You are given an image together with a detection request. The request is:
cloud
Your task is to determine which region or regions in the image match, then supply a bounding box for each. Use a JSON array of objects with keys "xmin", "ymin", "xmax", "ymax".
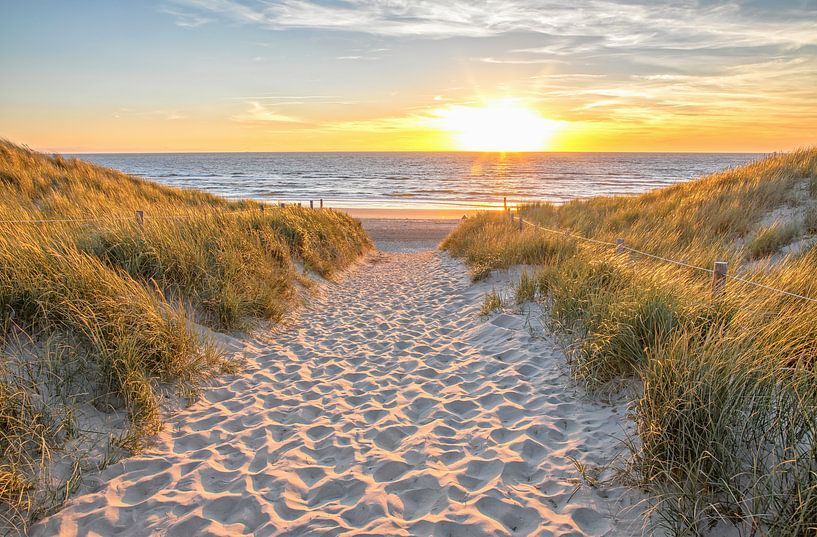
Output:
[
  {"xmin": 166, "ymin": 0, "xmax": 817, "ymax": 49},
  {"xmin": 159, "ymin": 6, "xmax": 212, "ymax": 27},
  {"xmin": 113, "ymin": 108, "xmax": 188, "ymax": 121},
  {"xmin": 159, "ymin": 0, "xmax": 817, "ymax": 145},
  {"xmin": 335, "ymin": 47, "xmax": 388, "ymax": 60},
  {"xmin": 232, "ymin": 101, "xmax": 303, "ymax": 123},
  {"xmin": 524, "ymin": 55, "xmax": 817, "ymax": 126},
  {"xmin": 478, "ymin": 57, "xmax": 566, "ymax": 65},
  {"xmin": 322, "ymin": 115, "xmax": 428, "ymax": 133}
]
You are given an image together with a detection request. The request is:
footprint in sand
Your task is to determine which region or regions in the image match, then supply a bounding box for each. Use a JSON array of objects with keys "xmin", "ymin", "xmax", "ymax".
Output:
[
  {"xmin": 32, "ymin": 251, "xmax": 645, "ymax": 537},
  {"xmin": 372, "ymin": 425, "xmax": 417, "ymax": 451},
  {"xmin": 476, "ymin": 496, "xmax": 542, "ymax": 536}
]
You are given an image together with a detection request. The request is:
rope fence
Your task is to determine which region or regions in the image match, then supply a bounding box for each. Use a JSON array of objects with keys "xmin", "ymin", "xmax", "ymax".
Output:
[
  {"xmin": 499, "ymin": 200, "xmax": 817, "ymax": 305},
  {"xmin": 2, "ymin": 193, "xmax": 815, "ymax": 305}
]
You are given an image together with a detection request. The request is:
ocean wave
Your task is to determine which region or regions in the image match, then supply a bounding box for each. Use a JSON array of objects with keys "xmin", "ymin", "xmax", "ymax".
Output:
[{"xmin": 85, "ymin": 152, "xmax": 760, "ymax": 210}]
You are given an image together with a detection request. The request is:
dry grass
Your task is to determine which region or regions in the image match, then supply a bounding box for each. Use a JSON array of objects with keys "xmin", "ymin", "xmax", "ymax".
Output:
[
  {"xmin": 480, "ymin": 290, "xmax": 503, "ymax": 316},
  {"xmin": 514, "ymin": 270, "xmax": 537, "ymax": 304},
  {"xmin": 0, "ymin": 140, "xmax": 372, "ymax": 532},
  {"xmin": 442, "ymin": 148, "xmax": 817, "ymax": 536},
  {"xmin": 747, "ymin": 220, "xmax": 799, "ymax": 259}
]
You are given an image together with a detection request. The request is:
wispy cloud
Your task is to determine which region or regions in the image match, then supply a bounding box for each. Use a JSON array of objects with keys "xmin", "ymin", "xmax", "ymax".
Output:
[
  {"xmin": 524, "ymin": 56, "xmax": 817, "ymax": 127},
  {"xmin": 159, "ymin": 6, "xmax": 212, "ymax": 27},
  {"xmin": 113, "ymin": 107, "xmax": 187, "ymax": 121},
  {"xmin": 225, "ymin": 95, "xmax": 357, "ymax": 106},
  {"xmin": 167, "ymin": 0, "xmax": 817, "ymax": 49},
  {"xmin": 336, "ymin": 47, "xmax": 389, "ymax": 61},
  {"xmin": 478, "ymin": 57, "xmax": 565, "ymax": 65},
  {"xmin": 232, "ymin": 101, "xmax": 303, "ymax": 123},
  {"xmin": 155, "ymin": 1, "xmax": 817, "ymax": 148}
]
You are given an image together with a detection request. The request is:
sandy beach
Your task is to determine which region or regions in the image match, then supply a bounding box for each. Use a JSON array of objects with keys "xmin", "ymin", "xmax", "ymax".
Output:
[
  {"xmin": 358, "ymin": 219, "xmax": 460, "ymax": 253},
  {"xmin": 32, "ymin": 218, "xmax": 643, "ymax": 537}
]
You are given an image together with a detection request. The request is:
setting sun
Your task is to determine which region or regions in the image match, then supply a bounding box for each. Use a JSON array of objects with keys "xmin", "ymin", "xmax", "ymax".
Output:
[{"xmin": 433, "ymin": 101, "xmax": 561, "ymax": 152}]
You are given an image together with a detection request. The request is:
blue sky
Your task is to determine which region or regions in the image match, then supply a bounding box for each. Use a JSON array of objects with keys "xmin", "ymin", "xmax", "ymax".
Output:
[{"xmin": 1, "ymin": 1, "xmax": 816, "ymax": 152}]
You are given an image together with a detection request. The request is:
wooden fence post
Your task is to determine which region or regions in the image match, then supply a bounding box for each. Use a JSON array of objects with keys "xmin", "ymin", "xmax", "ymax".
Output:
[
  {"xmin": 135, "ymin": 210, "xmax": 144, "ymax": 232},
  {"xmin": 503, "ymin": 197, "xmax": 507, "ymax": 211},
  {"xmin": 519, "ymin": 215, "xmax": 524, "ymax": 231},
  {"xmin": 712, "ymin": 261, "xmax": 728, "ymax": 300},
  {"xmin": 510, "ymin": 212, "xmax": 515, "ymax": 224},
  {"xmin": 320, "ymin": 198, "xmax": 323, "ymax": 209},
  {"xmin": 616, "ymin": 238, "xmax": 625, "ymax": 255},
  {"xmin": 310, "ymin": 200, "xmax": 314, "ymax": 209}
]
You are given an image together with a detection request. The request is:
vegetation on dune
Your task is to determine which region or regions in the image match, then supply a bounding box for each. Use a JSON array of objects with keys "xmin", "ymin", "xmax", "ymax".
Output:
[
  {"xmin": 0, "ymin": 140, "xmax": 371, "ymax": 532},
  {"xmin": 442, "ymin": 148, "xmax": 817, "ymax": 536},
  {"xmin": 480, "ymin": 289, "xmax": 503, "ymax": 316}
]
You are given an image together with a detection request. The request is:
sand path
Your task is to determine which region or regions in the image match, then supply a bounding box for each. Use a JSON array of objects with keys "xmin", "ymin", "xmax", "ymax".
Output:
[{"xmin": 33, "ymin": 251, "xmax": 642, "ymax": 537}]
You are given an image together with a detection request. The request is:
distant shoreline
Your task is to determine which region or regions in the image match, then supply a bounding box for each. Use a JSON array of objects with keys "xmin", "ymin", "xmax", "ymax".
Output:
[{"xmin": 342, "ymin": 207, "xmax": 479, "ymax": 219}]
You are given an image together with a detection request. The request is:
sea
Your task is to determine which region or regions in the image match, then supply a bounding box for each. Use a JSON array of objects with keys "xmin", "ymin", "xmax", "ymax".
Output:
[{"xmin": 72, "ymin": 152, "xmax": 763, "ymax": 210}]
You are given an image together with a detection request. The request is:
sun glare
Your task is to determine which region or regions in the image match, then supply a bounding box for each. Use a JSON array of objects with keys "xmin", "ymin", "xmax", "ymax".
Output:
[{"xmin": 434, "ymin": 101, "xmax": 561, "ymax": 152}]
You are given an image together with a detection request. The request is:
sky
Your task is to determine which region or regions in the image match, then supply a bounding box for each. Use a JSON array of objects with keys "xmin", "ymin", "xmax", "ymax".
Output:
[{"xmin": 1, "ymin": 0, "xmax": 816, "ymax": 153}]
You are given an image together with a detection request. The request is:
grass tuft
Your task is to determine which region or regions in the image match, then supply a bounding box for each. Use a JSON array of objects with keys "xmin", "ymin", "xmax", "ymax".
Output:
[
  {"xmin": 514, "ymin": 270, "xmax": 537, "ymax": 304},
  {"xmin": 480, "ymin": 290, "xmax": 503, "ymax": 316},
  {"xmin": 747, "ymin": 220, "xmax": 798, "ymax": 259}
]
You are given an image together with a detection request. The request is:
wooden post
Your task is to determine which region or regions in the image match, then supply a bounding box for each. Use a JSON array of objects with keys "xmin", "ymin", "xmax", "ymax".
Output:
[
  {"xmin": 712, "ymin": 261, "xmax": 728, "ymax": 300},
  {"xmin": 510, "ymin": 212, "xmax": 515, "ymax": 224},
  {"xmin": 135, "ymin": 210, "xmax": 144, "ymax": 232},
  {"xmin": 310, "ymin": 200, "xmax": 314, "ymax": 209},
  {"xmin": 280, "ymin": 202, "xmax": 285, "ymax": 208},
  {"xmin": 518, "ymin": 215, "xmax": 524, "ymax": 231},
  {"xmin": 320, "ymin": 198, "xmax": 323, "ymax": 209},
  {"xmin": 503, "ymin": 196, "xmax": 507, "ymax": 211},
  {"xmin": 616, "ymin": 238, "xmax": 625, "ymax": 255},
  {"xmin": 260, "ymin": 204, "xmax": 265, "ymax": 213}
]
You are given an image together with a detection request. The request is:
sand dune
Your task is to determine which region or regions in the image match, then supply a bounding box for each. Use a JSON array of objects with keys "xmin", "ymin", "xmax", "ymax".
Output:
[{"xmin": 32, "ymin": 250, "xmax": 644, "ymax": 537}]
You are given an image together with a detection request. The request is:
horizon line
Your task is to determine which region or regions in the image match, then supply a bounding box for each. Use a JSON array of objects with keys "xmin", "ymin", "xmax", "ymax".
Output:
[{"xmin": 63, "ymin": 149, "xmax": 773, "ymax": 156}]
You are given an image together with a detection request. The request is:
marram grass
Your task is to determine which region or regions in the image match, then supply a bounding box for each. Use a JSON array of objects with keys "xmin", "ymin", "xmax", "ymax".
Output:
[
  {"xmin": 442, "ymin": 148, "xmax": 817, "ymax": 536},
  {"xmin": 0, "ymin": 140, "xmax": 372, "ymax": 532}
]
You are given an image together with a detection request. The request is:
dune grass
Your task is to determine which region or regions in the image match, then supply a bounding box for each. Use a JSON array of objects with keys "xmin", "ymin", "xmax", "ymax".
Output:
[
  {"xmin": 442, "ymin": 149, "xmax": 817, "ymax": 536},
  {"xmin": 480, "ymin": 290, "xmax": 503, "ymax": 316},
  {"xmin": 0, "ymin": 140, "xmax": 372, "ymax": 532}
]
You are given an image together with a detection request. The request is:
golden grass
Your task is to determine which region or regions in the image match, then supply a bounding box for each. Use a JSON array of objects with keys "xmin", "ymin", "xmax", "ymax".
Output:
[
  {"xmin": 480, "ymin": 290, "xmax": 503, "ymax": 316},
  {"xmin": 0, "ymin": 140, "xmax": 372, "ymax": 531},
  {"xmin": 442, "ymin": 149, "xmax": 817, "ymax": 536}
]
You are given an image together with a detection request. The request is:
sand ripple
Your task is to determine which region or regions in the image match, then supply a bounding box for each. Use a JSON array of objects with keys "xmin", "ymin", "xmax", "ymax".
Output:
[{"xmin": 33, "ymin": 252, "xmax": 644, "ymax": 537}]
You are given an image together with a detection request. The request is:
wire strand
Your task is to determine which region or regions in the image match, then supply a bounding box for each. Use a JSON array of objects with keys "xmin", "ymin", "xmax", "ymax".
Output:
[
  {"xmin": 726, "ymin": 275, "xmax": 817, "ymax": 304},
  {"xmin": 620, "ymin": 246, "xmax": 714, "ymax": 274},
  {"xmin": 0, "ymin": 206, "xmax": 266, "ymax": 224},
  {"xmin": 3, "ymin": 204, "xmax": 816, "ymax": 305},
  {"xmin": 518, "ymin": 214, "xmax": 817, "ymax": 304}
]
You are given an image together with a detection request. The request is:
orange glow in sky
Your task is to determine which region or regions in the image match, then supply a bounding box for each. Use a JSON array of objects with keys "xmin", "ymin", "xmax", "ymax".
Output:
[
  {"xmin": 1, "ymin": 2, "xmax": 815, "ymax": 153},
  {"xmin": 432, "ymin": 101, "xmax": 563, "ymax": 152}
]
